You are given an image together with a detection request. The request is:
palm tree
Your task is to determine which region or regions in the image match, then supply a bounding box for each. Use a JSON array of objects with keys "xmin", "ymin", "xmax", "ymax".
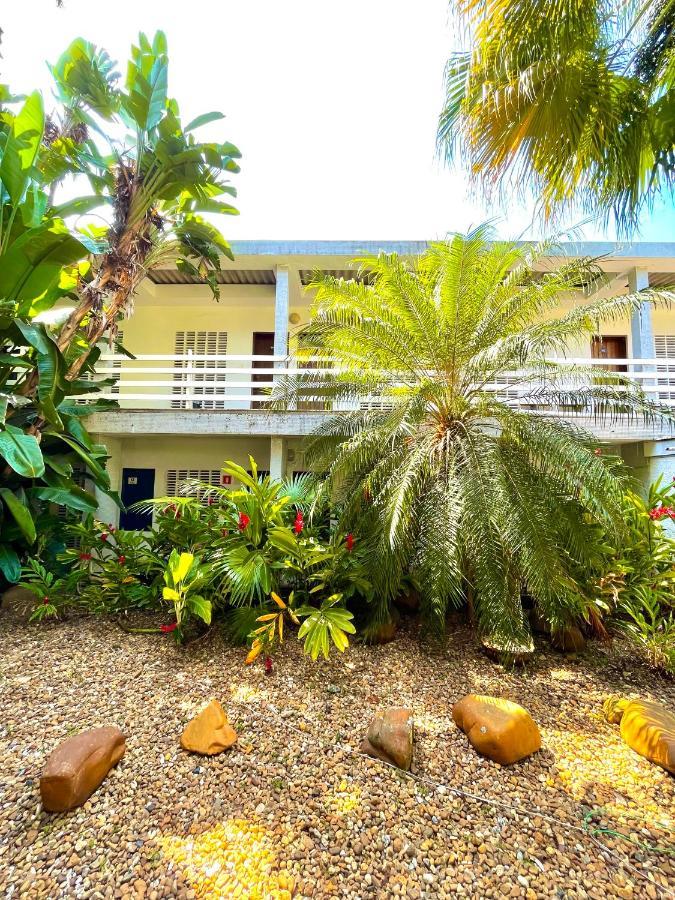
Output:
[
  {"xmin": 438, "ymin": 0, "xmax": 675, "ymax": 234},
  {"xmin": 275, "ymin": 227, "xmax": 674, "ymax": 644}
]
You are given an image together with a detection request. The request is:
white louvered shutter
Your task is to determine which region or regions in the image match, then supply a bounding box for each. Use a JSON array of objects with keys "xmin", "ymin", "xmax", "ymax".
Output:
[
  {"xmin": 654, "ymin": 335, "xmax": 675, "ymax": 402},
  {"xmin": 166, "ymin": 469, "xmax": 223, "ymax": 503},
  {"xmin": 172, "ymin": 331, "xmax": 228, "ymax": 409}
]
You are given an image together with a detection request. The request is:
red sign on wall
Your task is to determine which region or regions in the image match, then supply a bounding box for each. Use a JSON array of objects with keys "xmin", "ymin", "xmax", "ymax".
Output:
[{"xmin": 222, "ymin": 474, "xmax": 232, "ymax": 485}]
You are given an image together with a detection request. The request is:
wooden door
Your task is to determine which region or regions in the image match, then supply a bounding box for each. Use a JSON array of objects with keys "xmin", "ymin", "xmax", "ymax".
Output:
[
  {"xmin": 591, "ymin": 335, "xmax": 627, "ymax": 372},
  {"xmin": 252, "ymin": 331, "xmax": 275, "ymax": 408}
]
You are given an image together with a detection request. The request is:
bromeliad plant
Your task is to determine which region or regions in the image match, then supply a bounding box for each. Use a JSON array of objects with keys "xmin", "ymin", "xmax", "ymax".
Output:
[{"xmin": 274, "ymin": 226, "xmax": 674, "ymax": 646}]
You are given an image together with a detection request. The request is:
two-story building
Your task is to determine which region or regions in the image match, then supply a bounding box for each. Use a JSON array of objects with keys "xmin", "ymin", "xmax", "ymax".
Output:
[{"xmin": 84, "ymin": 240, "xmax": 675, "ymax": 528}]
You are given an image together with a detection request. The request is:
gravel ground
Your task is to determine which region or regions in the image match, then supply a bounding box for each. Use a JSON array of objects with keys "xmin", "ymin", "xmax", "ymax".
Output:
[{"xmin": 1, "ymin": 606, "xmax": 674, "ymax": 900}]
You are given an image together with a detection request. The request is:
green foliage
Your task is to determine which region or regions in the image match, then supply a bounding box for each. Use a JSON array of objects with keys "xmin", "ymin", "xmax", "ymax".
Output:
[
  {"xmin": 162, "ymin": 549, "xmax": 212, "ymax": 641},
  {"xmin": 273, "ymin": 227, "xmax": 673, "ymax": 645},
  {"xmin": 595, "ymin": 475, "xmax": 675, "ymax": 673},
  {"xmin": 438, "ymin": 0, "xmax": 675, "ymax": 233},
  {"xmin": 0, "ymin": 29, "xmax": 241, "ymax": 590},
  {"xmin": 20, "ymin": 557, "xmax": 88, "ymax": 622}
]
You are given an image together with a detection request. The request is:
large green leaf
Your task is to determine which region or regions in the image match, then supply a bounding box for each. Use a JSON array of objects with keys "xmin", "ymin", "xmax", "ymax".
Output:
[
  {"xmin": 188, "ymin": 594, "xmax": 212, "ymax": 625},
  {"xmin": 47, "ymin": 431, "xmax": 109, "ymax": 488},
  {"xmin": 0, "ymin": 91, "xmax": 44, "ymax": 204},
  {"xmin": 0, "ymin": 223, "xmax": 87, "ymax": 308},
  {"xmin": 0, "ymin": 487, "xmax": 36, "ymax": 543},
  {"xmin": 185, "ymin": 111, "xmax": 225, "ymax": 132},
  {"xmin": 0, "ymin": 544, "xmax": 21, "ymax": 583},
  {"xmin": 29, "ymin": 485, "xmax": 98, "ymax": 512},
  {"xmin": 0, "ymin": 426, "xmax": 44, "ymax": 477}
]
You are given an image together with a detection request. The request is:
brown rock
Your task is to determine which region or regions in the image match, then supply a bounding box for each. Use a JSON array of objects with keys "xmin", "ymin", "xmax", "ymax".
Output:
[
  {"xmin": 180, "ymin": 700, "xmax": 237, "ymax": 755},
  {"xmin": 361, "ymin": 707, "xmax": 413, "ymax": 770},
  {"xmin": 604, "ymin": 697, "xmax": 675, "ymax": 775},
  {"xmin": 452, "ymin": 694, "xmax": 541, "ymax": 765},
  {"xmin": 1, "ymin": 585, "xmax": 37, "ymax": 617},
  {"xmin": 40, "ymin": 726, "xmax": 125, "ymax": 812},
  {"xmin": 551, "ymin": 625, "xmax": 585, "ymax": 652}
]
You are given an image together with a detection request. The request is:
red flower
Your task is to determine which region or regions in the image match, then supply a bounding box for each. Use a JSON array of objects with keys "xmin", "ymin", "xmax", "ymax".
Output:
[
  {"xmin": 594, "ymin": 448, "xmax": 602, "ymax": 456},
  {"xmin": 346, "ymin": 533, "xmax": 354, "ymax": 552},
  {"xmin": 100, "ymin": 532, "xmax": 109, "ymax": 542},
  {"xmin": 264, "ymin": 655, "xmax": 273, "ymax": 675},
  {"xmin": 238, "ymin": 512, "xmax": 250, "ymax": 532},
  {"xmin": 108, "ymin": 525, "xmax": 116, "ymax": 533},
  {"xmin": 160, "ymin": 623, "xmax": 178, "ymax": 633},
  {"xmin": 207, "ymin": 497, "xmax": 215, "ymax": 506},
  {"xmin": 43, "ymin": 596, "xmax": 49, "ymax": 605},
  {"xmin": 293, "ymin": 510, "xmax": 304, "ymax": 535},
  {"xmin": 118, "ymin": 555, "xmax": 126, "ymax": 565},
  {"xmin": 79, "ymin": 552, "xmax": 92, "ymax": 562}
]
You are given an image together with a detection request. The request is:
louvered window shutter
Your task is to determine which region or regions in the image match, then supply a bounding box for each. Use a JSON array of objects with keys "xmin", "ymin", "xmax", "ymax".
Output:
[
  {"xmin": 172, "ymin": 331, "xmax": 228, "ymax": 409},
  {"xmin": 654, "ymin": 335, "xmax": 675, "ymax": 402},
  {"xmin": 166, "ymin": 469, "xmax": 223, "ymax": 503}
]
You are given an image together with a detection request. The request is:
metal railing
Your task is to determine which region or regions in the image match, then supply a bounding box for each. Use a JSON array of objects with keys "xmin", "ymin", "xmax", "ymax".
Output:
[{"xmin": 90, "ymin": 353, "xmax": 675, "ymax": 416}]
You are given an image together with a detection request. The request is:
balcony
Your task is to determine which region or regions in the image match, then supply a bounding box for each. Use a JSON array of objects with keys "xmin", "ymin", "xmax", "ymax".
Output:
[{"xmin": 85, "ymin": 354, "xmax": 675, "ymax": 442}]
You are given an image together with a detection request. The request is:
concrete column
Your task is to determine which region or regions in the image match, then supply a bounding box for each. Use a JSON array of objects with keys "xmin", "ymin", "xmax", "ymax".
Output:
[
  {"xmin": 629, "ymin": 267, "xmax": 655, "ymax": 360},
  {"xmin": 274, "ymin": 265, "xmax": 290, "ymax": 364},
  {"xmin": 269, "ymin": 437, "xmax": 287, "ymax": 482},
  {"xmin": 93, "ymin": 435, "xmax": 122, "ymax": 527}
]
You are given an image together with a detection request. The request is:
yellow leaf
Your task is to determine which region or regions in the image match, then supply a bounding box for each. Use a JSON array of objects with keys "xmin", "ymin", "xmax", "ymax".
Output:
[
  {"xmin": 278, "ymin": 613, "xmax": 284, "ymax": 643},
  {"xmin": 271, "ymin": 592, "xmax": 286, "ymax": 609},
  {"xmin": 256, "ymin": 613, "xmax": 278, "ymax": 622},
  {"xmin": 288, "ymin": 610, "xmax": 300, "ymax": 625},
  {"xmin": 246, "ymin": 644, "xmax": 263, "ymax": 665}
]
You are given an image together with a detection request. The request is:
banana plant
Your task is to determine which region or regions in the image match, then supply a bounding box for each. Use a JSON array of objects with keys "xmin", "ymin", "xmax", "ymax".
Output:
[
  {"xmin": 0, "ymin": 92, "xmax": 117, "ymax": 585},
  {"xmin": 42, "ymin": 31, "xmax": 241, "ymax": 379}
]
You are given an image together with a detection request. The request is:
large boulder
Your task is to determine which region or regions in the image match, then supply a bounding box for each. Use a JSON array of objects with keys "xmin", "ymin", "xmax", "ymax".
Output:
[
  {"xmin": 180, "ymin": 700, "xmax": 237, "ymax": 755},
  {"xmin": 361, "ymin": 708, "xmax": 413, "ymax": 770},
  {"xmin": 603, "ymin": 697, "xmax": 675, "ymax": 775},
  {"xmin": 452, "ymin": 694, "xmax": 541, "ymax": 765},
  {"xmin": 551, "ymin": 625, "xmax": 586, "ymax": 652},
  {"xmin": 40, "ymin": 726, "xmax": 125, "ymax": 812}
]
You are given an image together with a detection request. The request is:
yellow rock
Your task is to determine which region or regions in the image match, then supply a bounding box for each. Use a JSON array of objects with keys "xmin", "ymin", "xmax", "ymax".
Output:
[
  {"xmin": 604, "ymin": 697, "xmax": 675, "ymax": 775},
  {"xmin": 180, "ymin": 700, "xmax": 237, "ymax": 756},
  {"xmin": 452, "ymin": 694, "xmax": 541, "ymax": 765}
]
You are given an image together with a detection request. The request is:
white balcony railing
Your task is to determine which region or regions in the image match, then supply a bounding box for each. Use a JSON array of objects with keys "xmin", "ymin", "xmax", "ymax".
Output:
[{"xmin": 90, "ymin": 354, "xmax": 675, "ymax": 416}]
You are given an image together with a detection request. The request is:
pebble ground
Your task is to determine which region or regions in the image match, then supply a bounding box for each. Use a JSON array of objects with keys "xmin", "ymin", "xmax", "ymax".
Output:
[{"xmin": 1, "ymin": 606, "xmax": 674, "ymax": 899}]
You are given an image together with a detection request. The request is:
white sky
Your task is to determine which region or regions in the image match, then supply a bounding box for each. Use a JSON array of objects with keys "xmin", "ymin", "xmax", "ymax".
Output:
[{"xmin": 1, "ymin": 0, "xmax": 672, "ymax": 242}]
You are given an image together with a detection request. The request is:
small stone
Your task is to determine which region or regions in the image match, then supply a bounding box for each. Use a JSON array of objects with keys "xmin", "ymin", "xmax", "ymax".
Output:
[
  {"xmin": 180, "ymin": 700, "xmax": 237, "ymax": 756},
  {"xmin": 360, "ymin": 708, "xmax": 413, "ymax": 770}
]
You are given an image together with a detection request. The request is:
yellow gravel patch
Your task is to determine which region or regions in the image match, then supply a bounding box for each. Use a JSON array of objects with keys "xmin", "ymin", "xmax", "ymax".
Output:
[{"xmin": 158, "ymin": 819, "xmax": 293, "ymax": 899}]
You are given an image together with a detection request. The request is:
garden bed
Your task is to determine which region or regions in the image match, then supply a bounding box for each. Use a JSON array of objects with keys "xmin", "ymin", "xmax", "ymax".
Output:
[{"xmin": 1, "ymin": 609, "xmax": 673, "ymax": 899}]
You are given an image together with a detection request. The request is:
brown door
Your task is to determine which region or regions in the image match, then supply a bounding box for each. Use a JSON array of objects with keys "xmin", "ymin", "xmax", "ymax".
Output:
[
  {"xmin": 252, "ymin": 332, "xmax": 275, "ymax": 408},
  {"xmin": 591, "ymin": 335, "xmax": 627, "ymax": 372}
]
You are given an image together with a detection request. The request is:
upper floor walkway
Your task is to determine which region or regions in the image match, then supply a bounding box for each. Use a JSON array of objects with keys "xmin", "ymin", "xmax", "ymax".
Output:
[{"xmin": 85, "ymin": 240, "xmax": 675, "ymax": 443}]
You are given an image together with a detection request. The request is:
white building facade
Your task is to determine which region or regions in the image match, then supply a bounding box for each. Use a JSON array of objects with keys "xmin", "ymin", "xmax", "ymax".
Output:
[{"xmin": 84, "ymin": 240, "xmax": 675, "ymax": 528}]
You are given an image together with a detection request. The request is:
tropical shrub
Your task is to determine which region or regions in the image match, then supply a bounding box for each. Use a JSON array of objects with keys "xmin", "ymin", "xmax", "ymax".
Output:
[
  {"xmin": 161, "ymin": 550, "xmax": 212, "ymax": 642},
  {"xmin": 0, "ymin": 31, "xmax": 240, "ymax": 589},
  {"xmin": 24, "ymin": 459, "xmax": 367, "ymax": 658},
  {"xmin": 274, "ymin": 227, "xmax": 673, "ymax": 647}
]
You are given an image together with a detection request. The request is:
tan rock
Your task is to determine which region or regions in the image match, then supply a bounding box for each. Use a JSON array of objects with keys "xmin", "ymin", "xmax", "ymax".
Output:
[
  {"xmin": 361, "ymin": 707, "xmax": 413, "ymax": 770},
  {"xmin": 180, "ymin": 700, "xmax": 237, "ymax": 755},
  {"xmin": 603, "ymin": 697, "xmax": 675, "ymax": 775},
  {"xmin": 452, "ymin": 694, "xmax": 541, "ymax": 765},
  {"xmin": 551, "ymin": 625, "xmax": 586, "ymax": 652},
  {"xmin": 40, "ymin": 726, "xmax": 125, "ymax": 812}
]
